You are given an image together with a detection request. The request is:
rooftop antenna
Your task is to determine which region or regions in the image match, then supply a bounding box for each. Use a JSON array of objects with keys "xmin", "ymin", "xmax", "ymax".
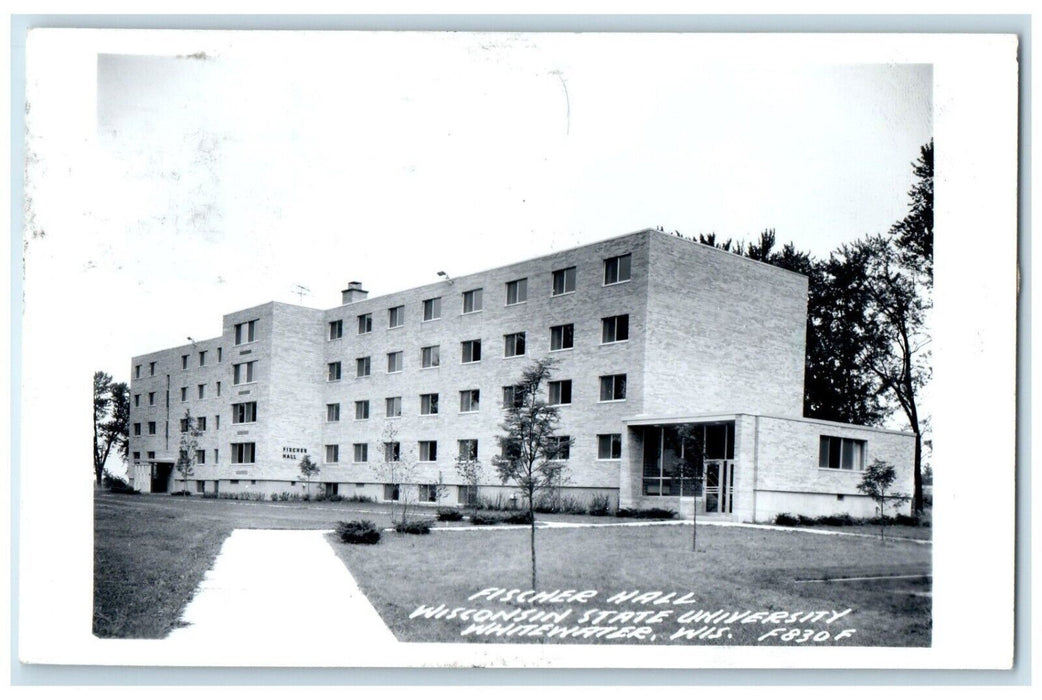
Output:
[{"xmin": 292, "ymin": 284, "xmax": 311, "ymax": 304}]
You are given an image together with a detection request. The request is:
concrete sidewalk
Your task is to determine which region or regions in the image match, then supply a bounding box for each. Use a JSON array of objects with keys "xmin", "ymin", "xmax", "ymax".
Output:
[{"xmin": 166, "ymin": 529, "xmax": 395, "ymax": 647}]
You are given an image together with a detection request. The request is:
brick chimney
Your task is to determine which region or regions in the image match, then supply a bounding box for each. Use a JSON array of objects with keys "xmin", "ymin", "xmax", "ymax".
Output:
[{"xmin": 341, "ymin": 281, "xmax": 368, "ymax": 305}]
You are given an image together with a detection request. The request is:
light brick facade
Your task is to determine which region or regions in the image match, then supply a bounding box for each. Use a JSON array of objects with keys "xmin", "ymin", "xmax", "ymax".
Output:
[{"xmin": 128, "ymin": 228, "xmax": 915, "ymax": 521}]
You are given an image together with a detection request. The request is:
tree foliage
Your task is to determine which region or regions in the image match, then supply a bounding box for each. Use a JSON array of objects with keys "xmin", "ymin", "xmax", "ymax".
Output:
[
  {"xmin": 175, "ymin": 409, "xmax": 203, "ymax": 493},
  {"xmin": 299, "ymin": 454, "xmax": 320, "ymax": 499},
  {"xmin": 857, "ymin": 459, "xmax": 912, "ymax": 541},
  {"xmin": 889, "ymin": 140, "xmax": 933, "ymax": 279},
  {"xmin": 375, "ymin": 421, "xmax": 419, "ymax": 524},
  {"xmin": 93, "ymin": 371, "xmax": 130, "ymax": 484},
  {"xmin": 491, "ymin": 357, "xmax": 571, "ymax": 588}
]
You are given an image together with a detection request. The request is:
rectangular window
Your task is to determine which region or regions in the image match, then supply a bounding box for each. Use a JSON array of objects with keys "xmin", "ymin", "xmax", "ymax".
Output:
[
  {"xmin": 458, "ymin": 439, "xmax": 478, "ymax": 461},
  {"xmin": 198, "ymin": 384, "xmax": 205, "ymax": 399},
  {"xmin": 234, "ymin": 361, "xmax": 256, "ymax": 385},
  {"xmin": 133, "ymin": 423, "xmax": 141, "ymax": 436},
  {"xmin": 147, "ymin": 421, "xmax": 157, "ymax": 436},
  {"xmin": 598, "ymin": 433, "xmax": 622, "ymax": 459},
  {"xmin": 421, "ymin": 345, "xmax": 440, "ymax": 368},
  {"xmin": 603, "ymin": 253, "xmax": 632, "ymax": 285},
  {"xmin": 217, "ymin": 347, "xmax": 222, "ymax": 362},
  {"xmin": 325, "ymin": 444, "xmax": 340, "ymax": 464},
  {"xmin": 196, "ymin": 449, "xmax": 206, "ymax": 465},
  {"xmin": 355, "ymin": 400, "xmax": 370, "ymax": 420},
  {"xmin": 328, "ymin": 361, "xmax": 342, "ymax": 381},
  {"xmin": 216, "ymin": 381, "xmax": 221, "ymax": 397},
  {"xmin": 214, "ymin": 448, "xmax": 219, "ymax": 463},
  {"xmin": 506, "ymin": 278, "xmax": 528, "ymax": 305},
  {"xmin": 387, "ymin": 351, "xmax": 403, "ymax": 373},
  {"xmin": 504, "ymin": 332, "xmax": 526, "ymax": 357},
  {"xmin": 818, "ymin": 436, "xmax": 867, "ymax": 471},
  {"xmin": 232, "ymin": 401, "xmax": 257, "ymax": 424},
  {"xmin": 199, "ymin": 350, "xmax": 206, "ymax": 366},
  {"xmin": 502, "ymin": 384, "xmax": 524, "ymax": 408},
  {"xmin": 420, "ymin": 393, "xmax": 439, "ymax": 415},
  {"xmin": 550, "ymin": 436, "xmax": 571, "ymax": 460},
  {"xmin": 385, "ymin": 396, "xmax": 402, "ymax": 417},
  {"xmin": 148, "ymin": 391, "xmax": 155, "ymax": 406},
  {"xmin": 149, "ymin": 361, "xmax": 156, "ymax": 376},
  {"xmin": 384, "ymin": 483, "xmax": 400, "ymax": 501},
  {"xmin": 180, "ymin": 387, "xmax": 187, "ymax": 401},
  {"xmin": 384, "ymin": 442, "xmax": 401, "ymax": 462},
  {"xmin": 216, "ymin": 415, "xmax": 220, "ymax": 429},
  {"xmin": 329, "ymin": 319, "xmax": 343, "ymax": 340},
  {"xmin": 134, "ymin": 364, "xmax": 141, "ymax": 378},
  {"xmin": 179, "ymin": 417, "xmax": 189, "ymax": 433},
  {"xmin": 147, "ymin": 451, "xmax": 155, "ymax": 460},
  {"xmin": 134, "ymin": 394, "xmax": 140, "ymax": 407},
  {"xmin": 550, "ymin": 323, "xmax": 574, "ymax": 351},
  {"xmin": 552, "ymin": 266, "xmax": 576, "ymax": 295},
  {"xmin": 132, "ymin": 451, "xmax": 140, "ymax": 461},
  {"xmin": 356, "ymin": 356, "xmax": 371, "ymax": 377},
  {"xmin": 602, "ymin": 314, "xmax": 630, "ymax": 343},
  {"xmin": 358, "ymin": 313, "xmax": 372, "ymax": 334},
  {"xmin": 418, "ymin": 484, "xmax": 439, "ymax": 503},
  {"xmin": 459, "ymin": 389, "xmax": 480, "ymax": 413},
  {"xmin": 388, "ymin": 305, "xmax": 405, "ymax": 328},
  {"xmin": 197, "ymin": 416, "xmax": 207, "ymax": 431},
  {"xmin": 548, "ymin": 379, "xmax": 572, "ymax": 405},
  {"xmin": 231, "ymin": 442, "xmax": 256, "ymax": 464},
  {"xmin": 234, "ymin": 319, "xmax": 257, "ymax": 345},
  {"xmin": 181, "ymin": 354, "xmax": 189, "ymax": 370},
  {"xmin": 353, "ymin": 443, "xmax": 368, "ymax": 463},
  {"xmin": 599, "ymin": 374, "xmax": 627, "ymax": 401},
  {"xmin": 422, "ymin": 297, "xmax": 442, "ymax": 321},
  {"xmin": 458, "ymin": 485, "xmax": 478, "ymax": 506},
  {"xmin": 327, "ymin": 403, "xmax": 341, "ymax": 422},
  {"xmin": 462, "ymin": 288, "xmax": 483, "ymax": 313},
  {"xmin": 461, "ymin": 339, "xmax": 482, "ymax": 363},
  {"xmin": 419, "ymin": 440, "xmax": 438, "ymax": 462}
]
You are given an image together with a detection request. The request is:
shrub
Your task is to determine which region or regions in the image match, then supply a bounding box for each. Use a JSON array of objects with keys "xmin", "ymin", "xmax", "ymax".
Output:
[
  {"xmin": 502, "ymin": 511, "xmax": 534, "ymax": 525},
  {"xmin": 169, "ymin": 490, "xmax": 193, "ymax": 497},
  {"xmin": 436, "ymin": 507, "xmax": 464, "ymax": 522},
  {"xmin": 337, "ymin": 520, "xmax": 381, "ymax": 545},
  {"xmin": 394, "ymin": 519, "xmax": 433, "ymax": 535},
  {"xmin": 774, "ymin": 513, "xmax": 799, "ymax": 526},
  {"xmin": 797, "ymin": 514, "xmax": 820, "ymax": 526},
  {"xmin": 616, "ymin": 507, "xmax": 676, "ymax": 520},
  {"xmin": 469, "ymin": 512, "xmax": 504, "ymax": 526},
  {"xmin": 894, "ymin": 513, "xmax": 923, "ymax": 527},
  {"xmin": 103, "ymin": 473, "xmax": 139, "ymax": 495},
  {"xmin": 587, "ymin": 494, "xmax": 612, "ymax": 517},
  {"xmin": 327, "ymin": 494, "xmax": 344, "ymax": 503},
  {"xmin": 344, "ymin": 494, "xmax": 374, "ymax": 503},
  {"xmin": 819, "ymin": 513, "xmax": 858, "ymax": 526}
]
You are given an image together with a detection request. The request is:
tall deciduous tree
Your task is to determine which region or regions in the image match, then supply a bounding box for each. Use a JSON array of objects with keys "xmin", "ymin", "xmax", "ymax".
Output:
[
  {"xmin": 93, "ymin": 371, "xmax": 130, "ymax": 484},
  {"xmin": 860, "ymin": 234, "xmax": 931, "ymax": 513},
  {"xmin": 492, "ymin": 357, "xmax": 571, "ymax": 589}
]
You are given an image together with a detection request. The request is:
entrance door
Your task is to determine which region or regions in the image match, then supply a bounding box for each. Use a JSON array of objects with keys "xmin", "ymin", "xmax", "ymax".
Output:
[
  {"xmin": 703, "ymin": 460, "xmax": 734, "ymax": 514},
  {"xmin": 150, "ymin": 463, "xmax": 173, "ymax": 493}
]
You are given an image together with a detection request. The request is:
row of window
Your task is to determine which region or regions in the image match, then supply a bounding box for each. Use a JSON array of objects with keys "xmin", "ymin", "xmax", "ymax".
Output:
[
  {"xmin": 134, "ymin": 319, "xmax": 260, "ymax": 378},
  {"xmin": 328, "ymin": 254, "xmax": 633, "ymax": 340},
  {"xmin": 133, "ymin": 401, "xmax": 258, "ymax": 437},
  {"xmin": 324, "ymin": 375, "xmax": 626, "ymax": 423},
  {"xmin": 327, "ymin": 316, "xmax": 629, "ymax": 382},
  {"xmin": 323, "ymin": 434, "xmax": 622, "ymax": 465}
]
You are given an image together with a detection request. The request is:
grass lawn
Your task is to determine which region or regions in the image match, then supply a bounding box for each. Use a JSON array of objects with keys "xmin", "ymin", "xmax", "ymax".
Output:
[
  {"xmin": 95, "ymin": 492, "xmax": 931, "ymax": 646},
  {"xmin": 93, "ymin": 491, "xmax": 400, "ymax": 638},
  {"xmin": 331, "ymin": 523, "xmax": 932, "ymax": 646}
]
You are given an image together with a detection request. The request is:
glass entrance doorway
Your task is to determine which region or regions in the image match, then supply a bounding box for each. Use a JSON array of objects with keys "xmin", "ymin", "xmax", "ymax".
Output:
[{"xmin": 704, "ymin": 460, "xmax": 734, "ymax": 514}]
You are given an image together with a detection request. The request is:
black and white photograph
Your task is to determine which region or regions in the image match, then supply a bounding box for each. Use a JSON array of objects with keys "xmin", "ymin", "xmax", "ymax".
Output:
[{"xmin": 14, "ymin": 24, "xmax": 1019, "ymax": 673}]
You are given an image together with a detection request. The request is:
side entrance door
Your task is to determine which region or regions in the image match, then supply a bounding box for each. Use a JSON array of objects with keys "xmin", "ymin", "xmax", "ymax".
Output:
[{"xmin": 703, "ymin": 460, "xmax": 734, "ymax": 514}]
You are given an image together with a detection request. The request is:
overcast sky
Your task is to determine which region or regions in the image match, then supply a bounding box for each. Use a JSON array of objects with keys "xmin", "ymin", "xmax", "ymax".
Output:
[{"xmin": 26, "ymin": 31, "xmax": 931, "ymax": 384}]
